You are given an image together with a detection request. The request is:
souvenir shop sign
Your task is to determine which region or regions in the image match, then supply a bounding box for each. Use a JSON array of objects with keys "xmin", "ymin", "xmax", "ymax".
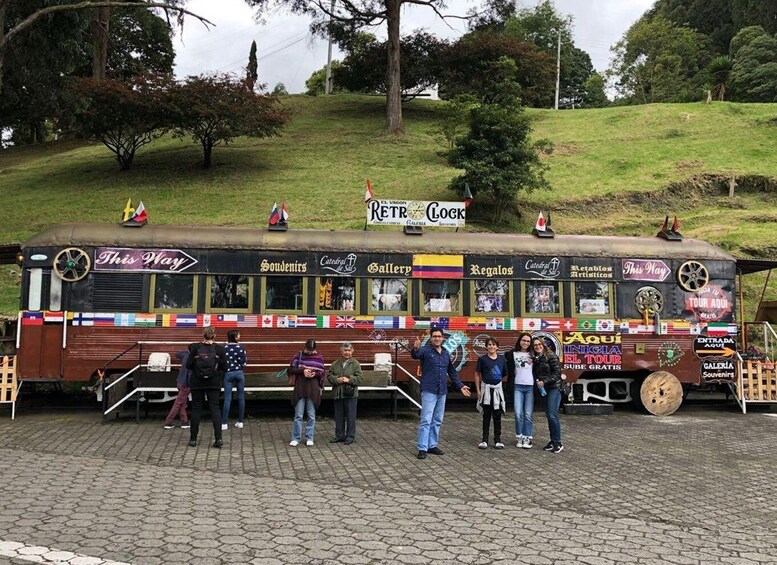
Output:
[
  {"xmin": 622, "ymin": 259, "xmax": 671, "ymax": 282},
  {"xmin": 94, "ymin": 247, "xmax": 197, "ymax": 273},
  {"xmin": 258, "ymin": 252, "xmax": 414, "ymax": 277},
  {"xmin": 367, "ymin": 200, "xmax": 466, "ymax": 227},
  {"xmin": 700, "ymin": 359, "xmax": 736, "ymax": 383}
]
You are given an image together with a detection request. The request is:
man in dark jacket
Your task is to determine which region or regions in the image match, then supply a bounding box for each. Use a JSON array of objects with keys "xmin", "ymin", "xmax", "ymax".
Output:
[{"xmin": 186, "ymin": 327, "xmax": 227, "ymax": 448}]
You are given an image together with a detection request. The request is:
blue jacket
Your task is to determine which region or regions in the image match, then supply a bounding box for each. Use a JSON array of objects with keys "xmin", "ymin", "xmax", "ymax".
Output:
[
  {"xmin": 174, "ymin": 351, "xmax": 191, "ymax": 388},
  {"xmin": 411, "ymin": 344, "xmax": 465, "ymax": 394}
]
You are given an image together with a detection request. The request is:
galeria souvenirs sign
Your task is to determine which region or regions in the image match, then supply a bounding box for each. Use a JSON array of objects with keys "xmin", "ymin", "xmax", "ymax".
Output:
[{"xmin": 367, "ymin": 200, "xmax": 466, "ymax": 227}]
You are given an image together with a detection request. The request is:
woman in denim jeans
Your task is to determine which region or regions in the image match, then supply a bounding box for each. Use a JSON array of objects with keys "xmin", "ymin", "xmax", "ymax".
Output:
[
  {"xmin": 288, "ymin": 339, "xmax": 325, "ymax": 446},
  {"xmin": 222, "ymin": 330, "xmax": 247, "ymax": 430},
  {"xmin": 506, "ymin": 333, "xmax": 535, "ymax": 448},
  {"xmin": 532, "ymin": 338, "xmax": 564, "ymax": 454}
]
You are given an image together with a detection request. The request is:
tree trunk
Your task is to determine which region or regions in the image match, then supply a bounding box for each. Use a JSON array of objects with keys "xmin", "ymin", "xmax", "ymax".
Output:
[
  {"xmin": 202, "ymin": 139, "xmax": 212, "ymax": 169},
  {"xmin": 92, "ymin": 6, "xmax": 110, "ymax": 80},
  {"xmin": 384, "ymin": 0, "xmax": 404, "ymax": 134}
]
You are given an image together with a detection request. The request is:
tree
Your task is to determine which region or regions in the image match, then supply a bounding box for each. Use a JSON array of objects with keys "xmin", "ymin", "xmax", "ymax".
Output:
[
  {"xmin": 246, "ymin": 40, "xmax": 258, "ymax": 91},
  {"xmin": 707, "ymin": 55, "xmax": 733, "ymax": 100},
  {"xmin": 305, "ymin": 62, "xmax": 343, "ymax": 95},
  {"xmin": 170, "ymin": 74, "xmax": 290, "ymax": 168},
  {"xmin": 335, "ymin": 31, "xmax": 447, "ymax": 100},
  {"xmin": 439, "ymin": 31, "xmax": 554, "ymax": 107},
  {"xmin": 271, "ymin": 82, "xmax": 288, "ymax": 95},
  {"xmin": 729, "ymin": 33, "xmax": 777, "ymax": 102},
  {"xmin": 446, "ymin": 78, "xmax": 552, "ymax": 222},
  {"xmin": 609, "ymin": 15, "xmax": 710, "ymax": 103},
  {"xmin": 244, "ymin": 0, "xmax": 469, "ymax": 134},
  {"xmin": 582, "ymin": 72, "xmax": 607, "ymax": 107},
  {"xmin": 68, "ymin": 73, "xmax": 173, "ymax": 170},
  {"xmin": 0, "ymin": 1, "xmax": 212, "ymax": 93}
]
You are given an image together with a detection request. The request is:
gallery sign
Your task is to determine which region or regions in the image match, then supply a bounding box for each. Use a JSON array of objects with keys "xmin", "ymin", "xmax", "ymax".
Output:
[
  {"xmin": 94, "ymin": 247, "xmax": 197, "ymax": 273},
  {"xmin": 366, "ymin": 200, "xmax": 466, "ymax": 227},
  {"xmin": 621, "ymin": 259, "xmax": 671, "ymax": 282},
  {"xmin": 700, "ymin": 359, "xmax": 736, "ymax": 383}
]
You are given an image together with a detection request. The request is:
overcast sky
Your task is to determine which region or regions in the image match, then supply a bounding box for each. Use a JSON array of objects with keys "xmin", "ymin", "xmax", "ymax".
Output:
[{"xmin": 173, "ymin": 0, "xmax": 655, "ymax": 93}]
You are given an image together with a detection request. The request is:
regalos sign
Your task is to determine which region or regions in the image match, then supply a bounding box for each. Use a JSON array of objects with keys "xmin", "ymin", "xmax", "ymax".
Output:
[{"xmin": 367, "ymin": 200, "xmax": 466, "ymax": 227}]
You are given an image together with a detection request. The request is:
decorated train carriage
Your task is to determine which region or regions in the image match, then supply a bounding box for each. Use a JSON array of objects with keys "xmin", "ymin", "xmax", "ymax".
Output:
[{"xmin": 15, "ymin": 222, "xmax": 775, "ymax": 413}]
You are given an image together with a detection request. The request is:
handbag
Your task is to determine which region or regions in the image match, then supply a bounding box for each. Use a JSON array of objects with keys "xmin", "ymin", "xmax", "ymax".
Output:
[{"xmin": 343, "ymin": 383, "xmax": 357, "ymax": 397}]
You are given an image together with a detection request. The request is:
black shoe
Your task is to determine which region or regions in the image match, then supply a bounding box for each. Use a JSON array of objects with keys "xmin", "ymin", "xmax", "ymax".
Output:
[
  {"xmin": 344, "ymin": 438, "xmax": 354, "ymax": 445},
  {"xmin": 188, "ymin": 440, "xmax": 197, "ymax": 447},
  {"xmin": 330, "ymin": 437, "xmax": 345, "ymax": 443},
  {"xmin": 543, "ymin": 441, "xmax": 554, "ymax": 451},
  {"xmin": 213, "ymin": 439, "xmax": 223, "ymax": 448},
  {"xmin": 416, "ymin": 450, "xmax": 427, "ymax": 459},
  {"xmin": 427, "ymin": 447, "xmax": 444, "ymax": 456},
  {"xmin": 552, "ymin": 443, "xmax": 564, "ymax": 454}
]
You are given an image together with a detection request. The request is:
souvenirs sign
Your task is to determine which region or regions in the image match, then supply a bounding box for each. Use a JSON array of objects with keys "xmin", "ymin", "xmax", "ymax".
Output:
[
  {"xmin": 94, "ymin": 247, "xmax": 197, "ymax": 273},
  {"xmin": 367, "ymin": 200, "xmax": 466, "ymax": 227},
  {"xmin": 700, "ymin": 359, "xmax": 736, "ymax": 383}
]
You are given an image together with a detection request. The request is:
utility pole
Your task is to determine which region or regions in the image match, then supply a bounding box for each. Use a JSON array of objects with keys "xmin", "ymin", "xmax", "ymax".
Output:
[
  {"xmin": 554, "ymin": 28, "xmax": 561, "ymax": 110},
  {"xmin": 324, "ymin": 0, "xmax": 336, "ymax": 94}
]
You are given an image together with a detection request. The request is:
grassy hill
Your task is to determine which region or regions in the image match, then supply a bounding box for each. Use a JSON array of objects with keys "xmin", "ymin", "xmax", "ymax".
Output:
[{"xmin": 1, "ymin": 94, "xmax": 776, "ymax": 314}]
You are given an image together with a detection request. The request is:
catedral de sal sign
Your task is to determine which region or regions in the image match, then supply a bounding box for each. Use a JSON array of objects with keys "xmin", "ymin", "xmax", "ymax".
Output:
[{"xmin": 367, "ymin": 199, "xmax": 466, "ymax": 227}]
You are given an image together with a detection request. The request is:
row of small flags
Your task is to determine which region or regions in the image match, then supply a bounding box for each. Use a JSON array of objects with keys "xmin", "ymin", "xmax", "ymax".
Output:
[{"xmin": 22, "ymin": 311, "xmax": 738, "ymax": 335}]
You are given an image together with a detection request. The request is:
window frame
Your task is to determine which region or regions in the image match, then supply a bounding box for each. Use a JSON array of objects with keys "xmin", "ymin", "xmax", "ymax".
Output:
[
  {"xmin": 261, "ymin": 275, "xmax": 307, "ymax": 314},
  {"xmin": 520, "ymin": 280, "xmax": 564, "ymax": 318},
  {"xmin": 205, "ymin": 274, "xmax": 253, "ymax": 314},
  {"xmin": 315, "ymin": 276, "xmax": 360, "ymax": 315},
  {"xmin": 470, "ymin": 279, "xmax": 513, "ymax": 316},
  {"xmin": 570, "ymin": 281, "xmax": 615, "ymax": 318},
  {"xmin": 420, "ymin": 279, "xmax": 463, "ymax": 316},
  {"xmin": 368, "ymin": 277, "xmax": 412, "ymax": 315},
  {"xmin": 149, "ymin": 273, "xmax": 199, "ymax": 314}
]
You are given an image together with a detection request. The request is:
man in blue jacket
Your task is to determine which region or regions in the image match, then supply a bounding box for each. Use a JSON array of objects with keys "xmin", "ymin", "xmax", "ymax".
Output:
[{"xmin": 411, "ymin": 327, "xmax": 471, "ymax": 460}]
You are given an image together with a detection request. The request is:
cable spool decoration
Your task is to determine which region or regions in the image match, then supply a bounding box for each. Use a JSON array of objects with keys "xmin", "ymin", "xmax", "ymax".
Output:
[
  {"xmin": 677, "ymin": 260, "xmax": 709, "ymax": 292},
  {"xmin": 635, "ymin": 286, "xmax": 664, "ymax": 316},
  {"xmin": 53, "ymin": 247, "xmax": 91, "ymax": 282}
]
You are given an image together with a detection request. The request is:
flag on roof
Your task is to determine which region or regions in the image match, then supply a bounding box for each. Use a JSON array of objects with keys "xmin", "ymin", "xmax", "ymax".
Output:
[
  {"xmin": 364, "ymin": 179, "xmax": 374, "ymax": 203},
  {"xmin": 122, "ymin": 198, "xmax": 134, "ymax": 222},
  {"xmin": 123, "ymin": 200, "xmax": 147, "ymax": 227},
  {"xmin": 463, "ymin": 184, "xmax": 473, "ymax": 208},
  {"xmin": 268, "ymin": 202, "xmax": 279, "ymax": 225},
  {"xmin": 535, "ymin": 211, "xmax": 546, "ymax": 232},
  {"xmin": 280, "ymin": 202, "xmax": 289, "ymax": 224},
  {"xmin": 671, "ymin": 215, "xmax": 680, "ymax": 232}
]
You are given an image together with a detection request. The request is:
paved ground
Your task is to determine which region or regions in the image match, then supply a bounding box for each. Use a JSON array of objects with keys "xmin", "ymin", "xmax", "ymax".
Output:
[{"xmin": 0, "ymin": 401, "xmax": 776, "ymax": 564}]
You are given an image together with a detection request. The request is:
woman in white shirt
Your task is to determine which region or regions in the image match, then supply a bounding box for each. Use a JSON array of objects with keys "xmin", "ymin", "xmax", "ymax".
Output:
[{"xmin": 505, "ymin": 333, "xmax": 535, "ymax": 448}]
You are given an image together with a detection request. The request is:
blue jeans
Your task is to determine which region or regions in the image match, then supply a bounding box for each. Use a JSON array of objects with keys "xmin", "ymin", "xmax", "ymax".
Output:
[
  {"xmin": 544, "ymin": 387, "xmax": 562, "ymax": 443},
  {"xmin": 222, "ymin": 370, "xmax": 245, "ymax": 424},
  {"xmin": 292, "ymin": 398, "xmax": 316, "ymax": 442},
  {"xmin": 417, "ymin": 391, "xmax": 446, "ymax": 451},
  {"xmin": 514, "ymin": 384, "xmax": 534, "ymax": 438}
]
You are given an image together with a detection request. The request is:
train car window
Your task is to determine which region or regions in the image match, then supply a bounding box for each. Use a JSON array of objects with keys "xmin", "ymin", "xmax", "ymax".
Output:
[
  {"xmin": 50, "ymin": 271, "xmax": 62, "ymax": 311},
  {"xmin": 317, "ymin": 277, "xmax": 357, "ymax": 313},
  {"xmin": 207, "ymin": 275, "xmax": 252, "ymax": 312},
  {"xmin": 422, "ymin": 280, "xmax": 461, "ymax": 315},
  {"xmin": 472, "ymin": 280, "xmax": 511, "ymax": 315},
  {"xmin": 264, "ymin": 276, "xmax": 305, "ymax": 312},
  {"xmin": 522, "ymin": 281, "xmax": 563, "ymax": 317},
  {"xmin": 572, "ymin": 281, "xmax": 613, "ymax": 317},
  {"xmin": 151, "ymin": 274, "xmax": 197, "ymax": 312},
  {"xmin": 28, "ymin": 268, "xmax": 43, "ymax": 310},
  {"xmin": 369, "ymin": 278, "xmax": 409, "ymax": 314}
]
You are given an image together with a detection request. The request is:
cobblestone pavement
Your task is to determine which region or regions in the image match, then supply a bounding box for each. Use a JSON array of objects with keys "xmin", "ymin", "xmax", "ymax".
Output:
[{"xmin": 0, "ymin": 405, "xmax": 775, "ymax": 564}]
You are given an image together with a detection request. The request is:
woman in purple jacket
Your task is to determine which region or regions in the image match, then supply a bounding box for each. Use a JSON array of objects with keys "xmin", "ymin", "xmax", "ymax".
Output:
[{"xmin": 288, "ymin": 339, "xmax": 325, "ymax": 447}]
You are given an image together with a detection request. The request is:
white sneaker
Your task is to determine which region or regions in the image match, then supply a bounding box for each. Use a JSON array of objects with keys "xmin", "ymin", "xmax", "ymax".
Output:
[
  {"xmin": 478, "ymin": 441, "xmax": 488, "ymax": 449},
  {"xmin": 306, "ymin": 440, "xmax": 314, "ymax": 446},
  {"xmin": 516, "ymin": 436, "xmax": 525, "ymax": 448},
  {"xmin": 523, "ymin": 437, "xmax": 533, "ymax": 449},
  {"xmin": 289, "ymin": 440, "xmax": 299, "ymax": 447},
  {"xmin": 221, "ymin": 424, "xmax": 228, "ymax": 431},
  {"xmin": 234, "ymin": 422, "xmax": 244, "ymax": 429},
  {"xmin": 495, "ymin": 442, "xmax": 505, "ymax": 449}
]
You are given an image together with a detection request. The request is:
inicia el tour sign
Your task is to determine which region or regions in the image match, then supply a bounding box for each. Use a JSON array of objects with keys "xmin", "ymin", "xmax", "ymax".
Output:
[{"xmin": 367, "ymin": 200, "xmax": 466, "ymax": 227}]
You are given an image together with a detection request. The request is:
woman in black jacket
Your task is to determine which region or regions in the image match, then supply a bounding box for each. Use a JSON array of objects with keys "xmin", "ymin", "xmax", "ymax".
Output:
[{"xmin": 531, "ymin": 337, "xmax": 564, "ymax": 453}]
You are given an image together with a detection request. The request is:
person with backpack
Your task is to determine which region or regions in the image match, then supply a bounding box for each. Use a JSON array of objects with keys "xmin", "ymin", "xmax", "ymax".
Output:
[
  {"xmin": 187, "ymin": 327, "xmax": 228, "ymax": 448},
  {"xmin": 288, "ymin": 339, "xmax": 325, "ymax": 447},
  {"xmin": 221, "ymin": 330, "xmax": 248, "ymax": 431}
]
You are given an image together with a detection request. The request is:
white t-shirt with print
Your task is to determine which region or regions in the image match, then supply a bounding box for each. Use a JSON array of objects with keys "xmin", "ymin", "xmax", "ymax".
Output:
[{"xmin": 513, "ymin": 351, "xmax": 534, "ymax": 385}]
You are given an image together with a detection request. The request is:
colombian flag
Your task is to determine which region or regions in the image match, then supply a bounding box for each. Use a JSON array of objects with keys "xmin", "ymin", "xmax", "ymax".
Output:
[{"xmin": 412, "ymin": 254, "xmax": 464, "ymax": 279}]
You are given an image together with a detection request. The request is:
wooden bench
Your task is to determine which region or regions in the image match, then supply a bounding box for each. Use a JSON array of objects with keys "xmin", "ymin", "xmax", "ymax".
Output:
[{"xmin": 123, "ymin": 369, "xmax": 419, "ymax": 422}]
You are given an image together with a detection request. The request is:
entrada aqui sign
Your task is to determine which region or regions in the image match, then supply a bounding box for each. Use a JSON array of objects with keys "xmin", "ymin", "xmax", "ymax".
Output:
[{"xmin": 367, "ymin": 199, "xmax": 466, "ymax": 227}]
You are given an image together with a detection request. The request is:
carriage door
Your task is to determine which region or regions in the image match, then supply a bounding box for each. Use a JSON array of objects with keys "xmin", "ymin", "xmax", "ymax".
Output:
[{"xmin": 18, "ymin": 268, "xmax": 64, "ymax": 379}]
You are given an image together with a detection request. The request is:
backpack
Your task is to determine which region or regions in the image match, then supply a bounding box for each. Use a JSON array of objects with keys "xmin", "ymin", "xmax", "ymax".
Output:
[{"xmin": 193, "ymin": 343, "xmax": 219, "ymax": 380}]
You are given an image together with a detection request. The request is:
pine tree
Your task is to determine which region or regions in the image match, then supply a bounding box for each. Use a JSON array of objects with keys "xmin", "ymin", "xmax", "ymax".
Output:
[{"xmin": 247, "ymin": 40, "xmax": 258, "ymax": 91}]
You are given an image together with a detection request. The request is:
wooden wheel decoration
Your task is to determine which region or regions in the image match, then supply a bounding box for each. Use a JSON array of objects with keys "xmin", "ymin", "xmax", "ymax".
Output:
[
  {"xmin": 640, "ymin": 371, "xmax": 683, "ymax": 416},
  {"xmin": 53, "ymin": 247, "xmax": 91, "ymax": 282},
  {"xmin": 677, "ymin": 260, "xmax": 709, "ymax": 292},
  {"xmin": 635, "ymin": 286, "xmax": 664, "ymax": 315}
]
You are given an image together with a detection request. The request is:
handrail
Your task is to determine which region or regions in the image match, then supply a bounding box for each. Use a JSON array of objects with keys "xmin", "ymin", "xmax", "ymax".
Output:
[
  {"xmin": 394, "ymin": 362, "xmax": 420, "ymax": 385},
  {"xmin": 100, "ymin": 342, "xmax": 140, "ymax": 373},
  {"xmin": 104, "ymin": 365, "xmax": 141, "ymax": 391}
]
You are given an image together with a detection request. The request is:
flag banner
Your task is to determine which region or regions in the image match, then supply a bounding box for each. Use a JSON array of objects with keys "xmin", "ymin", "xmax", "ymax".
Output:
[
  {"xmin": 535, "ymin": 211, "xmax": 546, "ymax": 232},
  {"xmin": 541, "ymin": 319, "xmax": 560, "ymax": 331},
  {"xmin": 162, "ymin": 314, "xmax": 175, "ymax": 328},
  {"xmin": 414, "ymin": 320, "xmax": 431, "ymax": 329},
  {"xmin": 175, "ymin": 315, "xmax": 198, "ymax": 327},
  {"xmin": 296, "ymin": 315, "xmax": 318, "ymax": 328},
  {"xmin": 595, "ymin": 319, "xmax": 615, "ymax": 332},
  {"xmin": 578, "ymin": 319, "xmax": 597, "ymax": 331},
  {"xmin": 560, "ymin": 319, "xmax": 578, "ymax": 332},
  {"xmin": 619, "ymin": 321, "xmax": 632, "ymax": 334},
  {"xmin": 449, "ymin": 317, "xmax": 469, "ymax": 330},
  {"xmin": 122, "ymin": 198, "xmax": 134, "ymax": 222},
  {"xmin": 397, "ymin": 317, "xmax": 412, "ymax": 329},
  {"xmin": 115, "ymin": 313, "xmax": 136, "ymax": 327},
  {"xmin": 690, "ymin": 323, "xmax": 702, "ymax": 335},
  {"xmin": 336, "ymin": 316, "xmax": 356, "ymax": 328},
  {"xmin": 268, "ymin": 202, "xmax": 279, "ymax": 225},
  {"xmin": 430, "ymin": 317, "xmax": 449, "ymax": 329},
  {"xmin": 72, "ymin": 313, "xmax": 94, "ymax": 326},
  {"xmin": 316, "ymin": 315, "xmax": 332, "ymax": 329},
  {"xmin": 485, "ymin": 318, "xmax": 502, "ymax": 330},
  {"xmin": 281, "ymin": 202, "xmax": 289, "ymax": 223},
  {"xmin": 261, "ymin": 315, "xmax": 274, "ymax": 328},
  {"xmin": 201, "ymin": 314, "xmax": 211, "ymax": 327},
  {"xmin": 374, "ymin": 317, "xmax": 394, "ymax": 329},
  {"xmin": 215, "ymin": 314, "xmax": 239, "ymax": 327},
  {"xmin": 43, "ymin": 311, "xmax": 65, "ymax": 323},
  {"xmin": 276, "ymin": 315, "xmax": 290, "ymax": 328},
  {"xmin": 22, "ymin": 312, "xmax": 44, "ymax": 326},
  {"xmin": 412, "ymin": 254, "xmax": 464, "ymax": 279},
  {"xmin": 354, "ymin": 316, "xmax": 373, "ymax": 328},
  {"xmin": 135, "ymin": 313, "xmax": 157, "ymax": 326},
  {"xmin": 706, "ymin": 323, "xmax": 729, "ymax": 336},
  {"xmin": 94, "ymin": 313, "xmax": 116, "ymax": 326},
  {"xmin": 504, "ymin": 318, "xmax": 518, "ymax": 330},
  {"xmin": 521, "ymin": 318, "xmax": 541, "ymax": 331},
  {"xmin": 238, "ymin": 315, "xmax": 259, "ymax": 328}
]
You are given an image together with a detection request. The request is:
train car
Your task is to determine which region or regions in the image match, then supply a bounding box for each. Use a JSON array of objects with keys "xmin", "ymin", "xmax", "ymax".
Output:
[{"xmin": 14, "ymin": 223, "xmax": 777, "ymax": 413}]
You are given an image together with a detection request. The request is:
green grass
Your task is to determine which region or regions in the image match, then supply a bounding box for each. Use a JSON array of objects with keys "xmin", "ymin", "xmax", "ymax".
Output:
[{"xmin": 1, "ymin": 94, "xmax": 776, "ymax": 315}]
